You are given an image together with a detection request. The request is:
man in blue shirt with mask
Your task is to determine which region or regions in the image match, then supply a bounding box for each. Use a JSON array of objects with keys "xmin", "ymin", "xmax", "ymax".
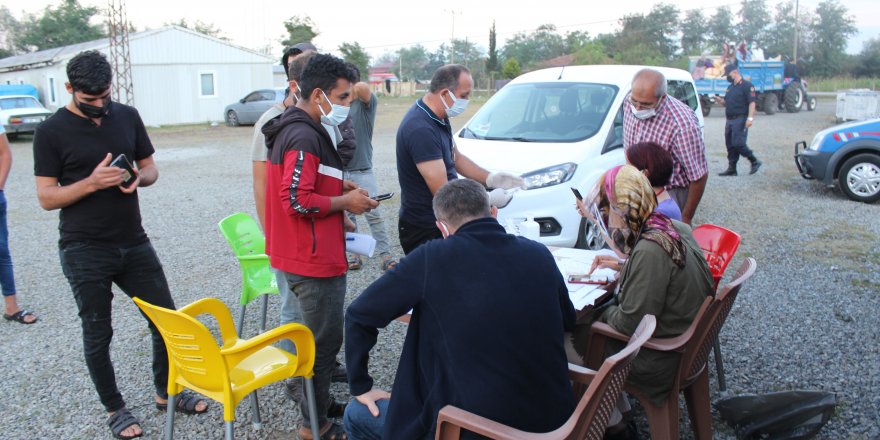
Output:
[{"xmin": 396, "ymin": 64, "xmax": 524, "ymax": 254}]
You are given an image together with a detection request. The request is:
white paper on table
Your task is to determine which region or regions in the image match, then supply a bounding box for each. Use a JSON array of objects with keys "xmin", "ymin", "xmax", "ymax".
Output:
[{"xmin": 345, "ymin": 233, "xmax": 376, "ymax": 257}]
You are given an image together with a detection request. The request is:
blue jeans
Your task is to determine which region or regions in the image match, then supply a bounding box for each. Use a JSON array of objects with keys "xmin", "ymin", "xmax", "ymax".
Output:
[
  {"xmin": 0, "ymin": 191, "xmax": 16, "ymax": 296},
  {"xmin": 283, "ymin": 272, "xmax": 346, "ymax": 428},
  {"xmin": 59, "ymin": 240, "xmax": 175, "ymax": 412},
  {"xmin": 344, "ymin": 169, "xmax": 391, "ymax": 256},
  {"xmin": 277, "ymin": 267, "xmax": 303, "ymax": 354},
  {"xmin": 343, "ymin": 398, "xmax": 390, "ymax": 440}
]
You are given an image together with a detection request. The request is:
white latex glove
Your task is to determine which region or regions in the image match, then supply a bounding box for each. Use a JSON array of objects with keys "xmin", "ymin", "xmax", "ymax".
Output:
[
  {"xmin": 486, "ymin": 171, "xmax": 525, "ymax": 190},
  {"xmin": 488, "ymin": 188, "xmax": 515, "ymax": 209}
]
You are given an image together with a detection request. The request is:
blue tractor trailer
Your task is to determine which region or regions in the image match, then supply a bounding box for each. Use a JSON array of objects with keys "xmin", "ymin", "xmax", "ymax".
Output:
[{"xmin": 689, "ymin": 57, "xmax": 817, "ymax": 117}]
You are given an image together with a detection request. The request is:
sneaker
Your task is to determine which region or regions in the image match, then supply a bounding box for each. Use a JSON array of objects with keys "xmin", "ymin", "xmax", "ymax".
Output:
[
  {"xmin": 749, "ymin": 159, "xmax": 763, "ymax": 175},
  {"xmin": 331, "ymin": 361, "xmax": 347, "ymax": 383}
]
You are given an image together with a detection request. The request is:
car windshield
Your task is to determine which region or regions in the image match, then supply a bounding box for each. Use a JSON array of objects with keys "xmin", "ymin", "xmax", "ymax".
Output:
[
  {"xmin": 0, "ymin": 97, "xmax": 43, "ymax": 110},
  {"xmin": 461, "ymin": 82, "xmax": 618, "ymax": 143}
]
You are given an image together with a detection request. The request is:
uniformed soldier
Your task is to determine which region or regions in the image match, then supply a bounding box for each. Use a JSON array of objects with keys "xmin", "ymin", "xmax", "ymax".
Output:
[{"xmin": 716, "ymin": 64, "xmax": 762, "ymax": 176}]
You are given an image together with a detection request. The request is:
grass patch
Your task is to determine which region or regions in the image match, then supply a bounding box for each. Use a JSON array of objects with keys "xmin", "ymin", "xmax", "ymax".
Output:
[
  {"xmin": 851, "ymin": 278, "xmax": 880, "ymax": 290},
  {"xmin": 802, "ymin": 226, "xmax": 880, "ymax": 273},
  {"xmin": 810, "ymin": 76, "xmax": 879, "ymax": 92}
]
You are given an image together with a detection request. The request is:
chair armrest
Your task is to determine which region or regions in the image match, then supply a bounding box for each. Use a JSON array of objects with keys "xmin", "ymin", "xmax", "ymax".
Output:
[
  {"xmin": 435, "ymin": 405, "xmax": 532, "ymax": 440},
  {"xmin": 221, "ymin": 323, "xmax": 316, "ymax": 375},
  {"xmin": 589, "ymin": 322, "xmax": 632, "ymax": 343},
  {"xmin": 178, "ymin": 298, "xmax": 238, "ymax": 343},
  {"xmin": 567, "ymin": 363, "xmax": 598, "ymax": 386},
  {"xmin": 590, "ymin": 320, "xmax": 689, "ymax": 353}
]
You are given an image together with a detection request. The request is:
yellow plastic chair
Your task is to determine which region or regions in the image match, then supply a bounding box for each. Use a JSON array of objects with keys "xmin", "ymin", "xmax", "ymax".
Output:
[
  {"xmin": 133, "ymin": 297, "xmax": 321, "ymax": 440},
  {"xmin": 217, "ymin": 212, "xmax": 279, "ymax": 337}
]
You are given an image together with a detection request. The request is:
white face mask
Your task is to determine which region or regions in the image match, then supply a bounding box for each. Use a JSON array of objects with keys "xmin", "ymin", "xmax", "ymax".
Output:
[
  {"xmin": 319, "ymin": 90, "xmax": 350, "ymax": 126},
  {"xmin": 630, "ymin": 104, "xmax": 657, "ymax": 120},
  {"xmin": 441, "ymin": 89, "xmax": 469, "ymax": 118}
]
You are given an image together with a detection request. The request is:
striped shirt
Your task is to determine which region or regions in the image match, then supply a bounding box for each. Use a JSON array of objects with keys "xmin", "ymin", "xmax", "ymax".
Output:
[{"xmin": 623, "ymin": 94, "xmax": 708, "ymax": 189}]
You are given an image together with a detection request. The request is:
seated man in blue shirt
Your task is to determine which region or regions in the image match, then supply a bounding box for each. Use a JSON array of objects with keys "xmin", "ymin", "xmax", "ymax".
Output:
[{"xmin": 343, "ymin": 178, "xmax": 576, "ymax": 439}]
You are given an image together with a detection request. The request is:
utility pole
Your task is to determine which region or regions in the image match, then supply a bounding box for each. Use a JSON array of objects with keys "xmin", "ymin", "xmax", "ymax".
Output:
[
  {"xmin": 793, "ymin": 0, "xmax": 799, "ymax": 63},
  {"xmin": 444, "ymin": 9, "xmax": 461, "ymax": 64},
  {"xmin": 107, "ymin": 0, "xmax": 134, "ymax": 105}
]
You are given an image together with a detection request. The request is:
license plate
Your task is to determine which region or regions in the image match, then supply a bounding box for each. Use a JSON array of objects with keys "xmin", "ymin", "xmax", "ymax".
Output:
[{"xmin": 24, "ymin": 117, "xmax": 44, "ymax": 123}]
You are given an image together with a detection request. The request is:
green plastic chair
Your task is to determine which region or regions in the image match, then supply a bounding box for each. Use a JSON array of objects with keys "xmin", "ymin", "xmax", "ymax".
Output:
[{"xmin": 218, "ymin": 212, "xmax": 279, "ymax": 337}]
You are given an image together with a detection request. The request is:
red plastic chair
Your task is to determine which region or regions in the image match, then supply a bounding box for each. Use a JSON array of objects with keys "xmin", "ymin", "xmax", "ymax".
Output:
[
  {"xmin": 692, "ymin": 224, "xmax": 741, "ymax": 392},
  {"xmin": 692, "ymin": 224, "xmax": 741, "ymax": 291}
]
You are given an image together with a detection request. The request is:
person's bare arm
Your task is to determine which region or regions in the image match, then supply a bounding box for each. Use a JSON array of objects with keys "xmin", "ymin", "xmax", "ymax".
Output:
[
  {"xmin": 134, "ymin": 156, "xmax": 158, "ymax": 187},
  {"xmin": 681, "ymin": 173, "xmax": 707, "ymax": 225},
  {"xmin": 353, "ymin": 82, "xmax": 372, "ymax": 105},
  {"xmin": 36, "ymin": 154, "xmax": 126, "ymax": 210},
  {"xmin": 416, "ymin": 159, "xmax": 451, "ymax": 195},
  {"xmin": 252, "ymin": 161, "xmax": 267, "ymax": 230},
  {"xmin": 0, "ymin": 134, "xmax": 11, "ymax": 190},
  {"xmin": 453, "ymin": 150, "xmax": 490, "ymax": 185},
  {"xmin": 745, "ymin": 102, "xmax": 756, "ymax": 128}
]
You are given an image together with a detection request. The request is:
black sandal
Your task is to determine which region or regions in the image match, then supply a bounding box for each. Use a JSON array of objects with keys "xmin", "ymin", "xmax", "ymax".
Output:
[
  {"xmin": 156, "ymin": 390, "xmax": 209, "ymax": 415},
  {"xmin": 3, "ymin": 310, "xmax": 37, "ymax": 324},
  {"xmin": 107, "ymin": 407, "xmax": 143, "ymax": 440}
]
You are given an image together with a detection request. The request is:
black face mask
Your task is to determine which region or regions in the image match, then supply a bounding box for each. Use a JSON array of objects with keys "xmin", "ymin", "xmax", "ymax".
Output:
[
  {"xmin": 726, "ymin": 75, "xmax": 734, "ymax": 83},
  {"xmin": 76, "ymin": 94, "xmax": 112, "ymax": 118}
]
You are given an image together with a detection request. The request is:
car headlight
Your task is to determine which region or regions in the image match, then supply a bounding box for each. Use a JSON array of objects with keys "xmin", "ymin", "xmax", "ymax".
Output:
[
  {"xmin": 522, "ymin": 163, "xmax": 577, "ymax": 190},
  {"xmin": 808, "ymin": 133, "xmax": 824, "ymax": 151}
]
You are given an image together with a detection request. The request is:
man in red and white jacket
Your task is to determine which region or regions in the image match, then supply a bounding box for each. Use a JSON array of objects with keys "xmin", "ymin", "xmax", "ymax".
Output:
[{"xmin": 263, "ymin": 53, "xmax": 377, "ymax": 440}]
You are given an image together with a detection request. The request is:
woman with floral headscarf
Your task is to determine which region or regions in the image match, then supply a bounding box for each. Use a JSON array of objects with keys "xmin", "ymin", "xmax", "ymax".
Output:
[{"xmin": 575, "ymin": 164, "xmax": 714, "ymax": 406}]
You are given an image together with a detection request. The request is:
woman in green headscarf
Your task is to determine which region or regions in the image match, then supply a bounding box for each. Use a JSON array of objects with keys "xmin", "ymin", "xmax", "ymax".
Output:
[{"xmin": 577, "ymin": 164, "xmax": 714, "ymax": 404}]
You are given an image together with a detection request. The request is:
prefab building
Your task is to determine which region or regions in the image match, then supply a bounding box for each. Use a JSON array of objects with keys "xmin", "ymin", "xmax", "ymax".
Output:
[{"xmin": 0, "ymin": 25, "xmax": 276, "ymax": 126}]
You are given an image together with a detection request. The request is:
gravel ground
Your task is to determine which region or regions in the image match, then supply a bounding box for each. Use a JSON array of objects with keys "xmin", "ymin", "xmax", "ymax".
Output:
[{"xmin": 0, "ymin": 97, "xmax": 877, "ymax": 439}]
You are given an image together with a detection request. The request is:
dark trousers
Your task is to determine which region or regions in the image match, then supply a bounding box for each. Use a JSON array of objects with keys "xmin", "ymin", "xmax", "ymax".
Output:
[
  {"xmin": 59, "ymin": 240, "xmax": 175, "ymax": 412},
  {"xmin": 398, "ymin": 218, "xmax": 443, "ymax": 255},
  {"xmin": 724, "ymin": 117, "xmax": 757, "ymax": 165},
  {"xmin": 284, "ymin": 272, "xmax": 346, "ymax": 429}
]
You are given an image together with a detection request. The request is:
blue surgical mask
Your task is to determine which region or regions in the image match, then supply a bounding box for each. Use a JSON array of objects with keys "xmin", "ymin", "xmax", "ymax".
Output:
[
  {"xmin": 441, "ymin": 89, "xmax": 469, "ymax": 118},
  {"xmin": 319, "ymin": 90, "xmax": 350, "ymax": 126}
]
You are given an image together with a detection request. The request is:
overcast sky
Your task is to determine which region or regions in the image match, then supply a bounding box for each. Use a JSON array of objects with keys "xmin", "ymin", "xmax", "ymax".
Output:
[{"xmin": 10, "ymin": 0, "xmax": 879, "ymax": 58}]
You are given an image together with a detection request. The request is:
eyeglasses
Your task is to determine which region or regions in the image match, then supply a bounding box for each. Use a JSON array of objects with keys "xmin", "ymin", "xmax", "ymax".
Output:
[{"xmin": 628, "ymin": 95, "xmax": 660, "ymax": 110}]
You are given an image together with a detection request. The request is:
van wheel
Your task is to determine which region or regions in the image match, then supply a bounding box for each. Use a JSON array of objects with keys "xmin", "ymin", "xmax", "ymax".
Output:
[
  {"xmin": 838, "ymin": 154, "xmax": 880, "ymax": 203},
  {"xmin": 575, "ymin": 218, "xmax": 606, "ymax": 250}
]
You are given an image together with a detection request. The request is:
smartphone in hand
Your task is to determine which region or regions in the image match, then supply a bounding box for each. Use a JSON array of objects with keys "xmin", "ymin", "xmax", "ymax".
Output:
[
  {"xmin": 371, "ymin": 192, "xmax": 394, "ymax": 201},
  {"xmin": 109, "ymin": 154, "xmax": 137, "ymax": 188},
  {"xmin": 568, "ymin": 274, "xmax": 609, "ymax": 285},
  {"xmin": 570, "ymin": 187, "xmax": 583, "ymax": 201}
]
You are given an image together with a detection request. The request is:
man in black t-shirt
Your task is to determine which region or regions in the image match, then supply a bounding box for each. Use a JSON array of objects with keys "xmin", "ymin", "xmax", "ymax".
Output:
[{"xmin": 33, "ymin": 51, "xmax": 206, "ymax": 440}]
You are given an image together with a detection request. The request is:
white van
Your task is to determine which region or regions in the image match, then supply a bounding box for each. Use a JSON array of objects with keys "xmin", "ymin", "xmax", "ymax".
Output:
[{"xmin": 456, "ymin": 65, "xmax": 704, "ymax": 249}]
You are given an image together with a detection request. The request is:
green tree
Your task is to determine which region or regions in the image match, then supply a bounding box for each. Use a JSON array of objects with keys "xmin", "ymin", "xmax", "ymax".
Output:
[
  {"xmin": 573, "ymin": 41, "xmax": 612, "ymax": 65},
  {"xmin": 564, "ymin": 30, "xmax": 591, "ymax": 53},
  {"xmin": 0, "ymin": 7, "xmax": 20, "ymax": 57},
  {"xmin": 398, "ymin": 44, "xmax": 429, "ymax": 81},
  {"xmin": 502, "ymin": 58, "xmax": 521, "ymax": 79},
  {"xmin": 486, "ymin": 21, "xmax": 498, "ymax": 72},
  {"xmin": 168, "ymin": 19, "xmax": 228, "ymax": 40},
  {"xmin": 808, "ymin": 0, "xmax": 856, "ymax": 77},
  {"xmin": 855, "ymin": 38, "xmax": 880, "ymax": 77},
  {"xmin": 280, "ymin": 15, "xmax": 318, "ymax": 48},
  {"xmin": 502, "ymin": 24, "xmax": 566, "ymax": 69},
  {"xmin": 708, "ymin": 6, "xmax": 735, "ymax": 51},
  {"xmin": 616, "ymin": 43, "xmax": 665, "ymax": 66},
  {"xmin": 680, "ymin": 9, "xmax": 708, "ymax": 55},
  {"xmin": 736, "ymin": 0, "xmax": 770, "ymax": 45},
  {"xmin": 338, "ymin": 41, "xmax": 370, "ymax": 82},
  {"xmin": 16, "ymin": 0, "xmax": 106, "ymax": 52},
  {"xmin": 763, "ymin": 1, "xmax": 796, "ymax": 58},
  {"xmin": 425, "ymin": 44, "xmax": 448, "ymax": 75},
  {"xmin": 614, "ymin": 4, "xmax": 679, "ymax": 61}
]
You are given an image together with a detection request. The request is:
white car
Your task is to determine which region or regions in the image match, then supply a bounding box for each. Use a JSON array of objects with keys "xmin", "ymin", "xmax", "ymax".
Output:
[
  {"xmin": 0, "ymin": 95, "xmax": 53, "ymax": 139},
  {"xmin": 456, "ymin": 65, "xmax": 704, "ymax": 249}
]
